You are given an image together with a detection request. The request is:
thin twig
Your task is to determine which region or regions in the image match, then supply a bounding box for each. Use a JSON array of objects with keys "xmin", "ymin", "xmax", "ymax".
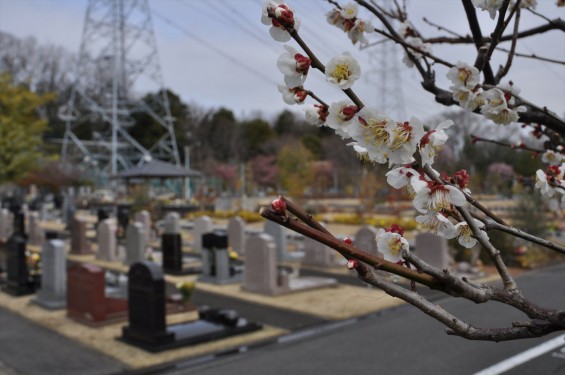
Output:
[
  {"xmin": 485, "ymin": 219, "xmax": 565, "ymax": 255},
  {"xmin": 495, "ymin": 6, "xmax": 520, "ymax": 83}
]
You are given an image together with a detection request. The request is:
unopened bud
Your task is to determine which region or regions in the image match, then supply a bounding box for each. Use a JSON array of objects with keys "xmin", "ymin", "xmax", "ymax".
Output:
[
  {"xmin": 343, "ymin": 237, "xmax": 353, "ymax": 245},
  {"xmin": 271, "ymin": 196, "xmax": 286, "ymax": 215},
  {"xmin": 346, "ymin": 259, "xmax": 358, "ymax": 270}
]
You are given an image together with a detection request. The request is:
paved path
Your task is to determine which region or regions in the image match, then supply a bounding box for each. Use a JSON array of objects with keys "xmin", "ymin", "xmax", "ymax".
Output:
[
  {"xmin": 0, "ymin": 307, "xmax": 125, "ymax": 375},
  {"xmin": 158, "ymin": 264, "xmax": 565, "ymax": 375}
]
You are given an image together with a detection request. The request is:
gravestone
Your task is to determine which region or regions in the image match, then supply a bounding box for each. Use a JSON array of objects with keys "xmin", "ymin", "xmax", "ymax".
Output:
[
  {"xmin": 34, "ymin": 240, "xmax": 66, "ymax": 309},
  {"xmin": 355, "ymin": 226, "xmax": 382, "ymax": 258},
  {"xmin": 264, "ymin": 220, "xmax": 288, "ymax": 260},
  {"xmin": 70, "ymin": 217, "xmax": 92, "ymax": 255},
  {"xmin": 96, "ymin": 208, "xmax": 111, "ymax": 229},
  {"xmin": 164, "ymin": 212, "xmax": 180, "ymax": 235},
  {"xmin": 97, "ymin": 219, "xmax": 119, "ymax": 262},
  {"xmin": 415, "ymin": 232, "xmax": 451, "ymax": 270},
  {"xmin": 192, "ymin": 216, "xmax": 212, "ymax": 253},
  {"xmin": 227, "ymin": 216, "xmax": 246, "ymax": 256},
  {"xmin": 117, "ymin": 205, "xmax": 131, "ymax": 233},
  {"xmin": 243, "ymin": 234, "xmax": 279, "ymax": 294},
  {"xmin": 243, "ymin": 234, "xmax": 337, "ymax": 296},
  {"xmin": 122, "ymin": 262, "xmax": 175, "ymax": 348},
  {"xmin": 302, "ymin": 235, "xmax": 339, "ymax": 267},
  {"xmin": 0, "ymin": 208, "xmax": 12, "ymax": 242},
  {"xmin": 3, "ymin": 212, "xmax": 36, "ymax": 296},
  {"xmin": 135, "ymin": 210, "xmax": 153, "ymax": 244},
  {"xmin": 28, "ymin": 212, "xmax": 44, "ymax": 247},
  {"xmin": 199, "ymin": 230, "xmax": 243, "ymax": 284},
  {"xmin": 125, "ymin": 222, "xmax": 146, "ymax": 266},
  {"xmin": 121, "ymin": 262, "xmax": 262, "ymax": 352},
  {"xmin": 67, "ymin": 264, "xmax": 128, "ymax": 326}
]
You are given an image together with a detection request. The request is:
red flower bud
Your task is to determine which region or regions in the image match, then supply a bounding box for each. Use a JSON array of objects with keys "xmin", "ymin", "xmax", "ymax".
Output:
[
  {"xmin": 346, "ymin": 259, "xmax": 358, "ymax": 270},
  {"xmin": 271, "ymin": 196, "xmax": 286, "ymax": 215},
  {"xmin": 343, "ymin": 237, "xmax": 353, "ymax": 245}
]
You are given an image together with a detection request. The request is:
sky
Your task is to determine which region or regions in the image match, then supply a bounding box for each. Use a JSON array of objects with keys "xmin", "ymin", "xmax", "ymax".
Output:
[{"xmin": 0, "ymin": 0, "xmax": 563, "ymax": 123}]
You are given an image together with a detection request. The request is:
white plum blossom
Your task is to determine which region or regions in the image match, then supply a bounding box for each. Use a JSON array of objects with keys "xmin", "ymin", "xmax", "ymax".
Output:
[
  {"xmin": 277, "ymin": 84, "xmax": 307, "ymax": 105},
  {"xmin": 304, "ymin": 104, "xmax": 328, "ymax": 126},
  {"xmin": 277, "ymin": 45, "xmax": 311, "ymax": 88},
  {"xmin": 480, "ymin": 88, "xmax": 526, "ymax": 125},
  {"xmin": 472, "ymin": 0, "xmax": 503, "ymax": 20},
  {"xmin": 535, "ymin": 165, "xmax": 565, "ymax": 199},
  {"xmin": 413, "ymin": 181, "xmax": 466, "ymax": 213},
  {"xmin": 542, "ymin": 150, "xmax": 565, "ymax": 166},
  {"xmin": 348, "ymin": 19, "xmax": 374, "ymax": 46},
  {"xmin": 452, "ymin": 87, "xmax": 486, "ymax": 111},
  {"xmin": 325, "ymin": 101, "xmax": 359, "ymax": 139},
  {"xmin": 447, "ymin": 62, "xmax": 480, "ymax": 89},
  {"xmin": 261, "ymin": 0, "xmax": 300, "ymax": 42},
  {"xmin": 418, "ymin": 120, "xmax": 454, "ymax": 167},
  {"xmin": 340, "ymin": 2, "xmax": 359, "ymax": 19},
  {"xmin": 347, "ymin": 107, "xmax": 394, "ymax": 164},
  {"xmin": 376, "ymin": 231, "xmax": 409, "ymax": 263},
  {"xmin": 325, "ymin": 52, "xmax": 361, "ymax": 89},
  {"xmin": 386, "ymin": 165, "xmax": 420, "ymax": 189},
  {"xmin": 450, "ymin": 220, "xmax": 489, "ymax": 248},
  {"xmin": 415, "ymin": 212, "xmax": 456, "ymax": 237},
  {"xmin": 387, "ymin": 117, "xmax": 426, "ymax": 166},
  {"xmin": 402, "ymin": 37, "xmax": 432, "ymax": 68}
]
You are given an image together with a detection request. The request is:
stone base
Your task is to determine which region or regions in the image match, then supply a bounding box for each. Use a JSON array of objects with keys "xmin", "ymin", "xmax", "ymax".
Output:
[
  {"xmin": 33, "ymin": 295, "xmax": 66, "ymax": 310},
  {"xmin": 197, "ymin": 273, "xmax": 243, "ymax": 285},
  {"xmin": 242, "ymin": 276, "xmax": 338, "ymax": 296},
  {"xmin": 119, "ymin": 308, "xmax": 262, "ymax": 353},
  {"xmin": 164, "ymin": 266, "xmax": 202, "ymax": 276},
  {"xmin": 2, "ymin": 283, "xmax": 36, "ymax": 296}
]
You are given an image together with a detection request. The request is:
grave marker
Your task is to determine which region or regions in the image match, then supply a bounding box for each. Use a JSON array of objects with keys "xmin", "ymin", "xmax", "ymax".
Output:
[
  {"xmin": 199, "ymin": 230, "xmax": 243, "ymax": 284},
  {"xmin": 125, "ymin": 222, "xmax": 146, "ymax": 265},
  {"xmin": 70, "ymin": 217, "xmax": 92, "ymax": 255},
  {"xmin": 97, "ymin": 219, "xmax": 119, "ymax": 262},
  {"xmin": 135, "ymin": 210, "xmax": 152, "ymax": 244},
  {"xmin": 227, "ymin": 216, "xmax": 245, "ymax": 256},
  {"xmin": 415, "ymin": 232, "xmax": 451, "ymax": 270},
  {"xmin": 66, "ymin": 264, "xmax": 127, "ymax": 326},
  {"xmin": 192, "ymin": 216, "xmax": 212, "ymax": 253},
  {"xmin": 34, "ymin": 240, "xmax": 66, "ymax": 309}
]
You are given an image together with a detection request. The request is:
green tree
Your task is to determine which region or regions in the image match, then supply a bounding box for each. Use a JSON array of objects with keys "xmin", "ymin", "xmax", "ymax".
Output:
[
  {"xmin": 276, "ymin": 141, "xmax": 313, "ymax": 198},
  {"xmin": 0, "ymin": 74, "xmax": 52, "ymax": 183},
  {"xmin": 240, "ymin": 119, "xmax": 274, "ymax": 160}
]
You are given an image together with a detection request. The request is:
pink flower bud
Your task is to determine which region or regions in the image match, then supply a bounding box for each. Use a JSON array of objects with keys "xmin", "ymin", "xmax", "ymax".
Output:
[
  {"xmin": 343, "ymin": 237, "xmax": 353, "ymax": 245},
  {"xmin": 346, "ymin": 259, "xmax": 358, "ymax": 270},
  {"xmin": 271, "ymin": 196, "xmax": 286, "ymax": 215}
]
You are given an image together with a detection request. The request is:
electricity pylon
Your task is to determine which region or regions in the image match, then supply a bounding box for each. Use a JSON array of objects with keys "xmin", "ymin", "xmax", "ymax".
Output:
[{"xmin": 61, "ymin": 0, "xmax": 180, "ymax": 177}]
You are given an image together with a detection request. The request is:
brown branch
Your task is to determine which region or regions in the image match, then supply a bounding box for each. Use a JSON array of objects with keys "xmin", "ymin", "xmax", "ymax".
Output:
[
  {"xmin": 478, "ymin": 0, "xmax": 512, "ymax": 83},
  {"xmin": 260, "ymin": 205, "xmax": 438, "ymax": 287},
  {"xmin": 471, "ymin": 134, "xmax": 544, "ymax": 153},
  {"xmin": 306, "ymin": 90, "xmax": 329, "ymax": 108},
  {"xmin": 494, "ymin": 47, "xmax": 565, "ymax": 65},
  {"xmin": 461, "ymin": 0, "xmax": 496, "ymax": 84},
  {"xmin": 484, "ymin": 219, "xmax": 565, "ymax": 255},
  {"xmin": 495, "ymin": 6, "xmax": 520, "ymax": 83}
]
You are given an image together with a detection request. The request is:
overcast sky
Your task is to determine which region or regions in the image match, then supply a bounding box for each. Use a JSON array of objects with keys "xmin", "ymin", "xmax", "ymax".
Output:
[{"xmin": 0, "ymin": 0, "xmax": 563, "ymax": 123}]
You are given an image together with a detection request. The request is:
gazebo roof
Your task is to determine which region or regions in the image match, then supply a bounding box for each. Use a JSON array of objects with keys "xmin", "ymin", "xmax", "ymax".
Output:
[{"xmin": 113, "ymin": 160, "xmax": 202, "ymax": 179}]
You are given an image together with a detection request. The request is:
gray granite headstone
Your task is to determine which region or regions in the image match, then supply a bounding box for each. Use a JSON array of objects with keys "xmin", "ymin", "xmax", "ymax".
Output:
[
  {"xmin": 302, "ymin": 236, "xmax": 338, "ymax": 267},
  {"xmin": 264, "ymin": 220, "xmax": 288, "ymax": 260},
  {"xmin": 164, "ymin": 212, "xmax": 181, "ymax": 234},
  {"xmin": 34, "ymin": 240, "xmax": 66, "ymax": 309},
  {"xmin": 355, "ymin": 226, "xmax": 382, "ymax": 258},
  {"xmin": 134, "ymin": 210, "xmax": 152, "ymax": 244},
  {"xmin": 415, "ymin": 232, "xmax": 451, "ymax": 270},
  {"xmin": 125, "ymin": 222, "xmax": 146, "ymax": 266},
  {"xmin": 227, "ymin": 216, "xmax": 246, "ymax": 256},
  {"xmin": 97, "ymin": 219, "xmax": 118, "ymax": 262},
  {"xmin": 28, "ymin": 212, "xmax": 44, "ymax": 247},
  {"xmin": 192, "ymin": 216, "xmax": 213, "ymax": 252},
  {"xmin": 243, "ymin": 234, "xmax": 280, "ymax": 295},
  {"xmin": 0, "ymin": 208, "xmax": 12, "ymax": 242}
]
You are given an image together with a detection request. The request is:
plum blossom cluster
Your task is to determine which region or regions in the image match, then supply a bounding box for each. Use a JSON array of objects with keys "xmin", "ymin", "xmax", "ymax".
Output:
[
  {"xmin": 397, "ymin": 22, "xmax": 432, "ymax": 68},
  {"xmin": 325, "ymin": 2, "xmax": 375, "ymax": 47},
  {"xmin": 447, "ymin": 62, "xmax": 526, "ymax": 125},
  {"xmin": 535, "ymin": 162, "xmax": 565, "ymax": 211},
  {"xmin": 261, "ymin": 0, "xmax": 300, "ymax": 42}
]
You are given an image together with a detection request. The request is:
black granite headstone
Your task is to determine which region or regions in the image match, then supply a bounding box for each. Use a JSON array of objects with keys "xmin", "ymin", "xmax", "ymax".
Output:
[
  {"xmin": 3, "ymin": 230, "xmax": 35, "ymax": 296},
  {"xmin": 202, "ymin": 230, "xmax": 228, "ymax": 277},
  {"xmin": 162, "ymin": 233, "xmax": 182, "ymax": 273},
  {"xmin": 122, "ymin": 262, "xmax": 174, "ymax": 346},
  {"xmin": 117, "ymin": 205, "xmax": 131, "ymax": 231}
]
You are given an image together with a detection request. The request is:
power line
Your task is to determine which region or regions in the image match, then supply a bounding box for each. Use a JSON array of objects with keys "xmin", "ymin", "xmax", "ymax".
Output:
[{"xmin": 151, "ymin": 8, "xmax": 278, "ymax": 87}]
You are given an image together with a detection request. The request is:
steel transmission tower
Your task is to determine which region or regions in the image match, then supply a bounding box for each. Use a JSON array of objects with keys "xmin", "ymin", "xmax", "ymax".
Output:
[
  {"xmin": 61, "ymin": 0, "xmax": 180, "ymax": 177},
  {"xmin": 364, "ymin": 0, "xmax": 406, "ymax": 120}
]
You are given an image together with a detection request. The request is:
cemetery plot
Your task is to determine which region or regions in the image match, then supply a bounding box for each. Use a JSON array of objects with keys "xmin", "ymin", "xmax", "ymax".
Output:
[
  {"xmin": 198, "ymin": 231, "xmax": 243, "ymax": 285},
  {"xmin": 161, "ymin": 212, "xmax": 201, "ymax": 275},
  {"xmin": 121, "ymin": 262, "xmax": 262, "ymax": 353},
  {"xmin": 66, "ymin": 263, "xmax": 128, "ymax": 326}
]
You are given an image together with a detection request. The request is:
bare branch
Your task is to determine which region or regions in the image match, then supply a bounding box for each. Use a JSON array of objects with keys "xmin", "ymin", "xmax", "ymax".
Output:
[{"xmin": 495, "ymin": 6, "xmax": 521, "ymax": 83}]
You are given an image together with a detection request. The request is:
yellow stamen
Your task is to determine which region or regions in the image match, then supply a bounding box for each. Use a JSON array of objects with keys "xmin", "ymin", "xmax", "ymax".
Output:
[{"xmin": 332, "ymin": 63, "xmax": 351, "ymax": 82}]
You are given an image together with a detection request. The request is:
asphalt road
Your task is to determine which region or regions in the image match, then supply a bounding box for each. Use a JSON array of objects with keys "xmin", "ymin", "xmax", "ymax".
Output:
[{"xmin": 158, "ymin": 263, "xmax": 565, "ymax": 375}]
